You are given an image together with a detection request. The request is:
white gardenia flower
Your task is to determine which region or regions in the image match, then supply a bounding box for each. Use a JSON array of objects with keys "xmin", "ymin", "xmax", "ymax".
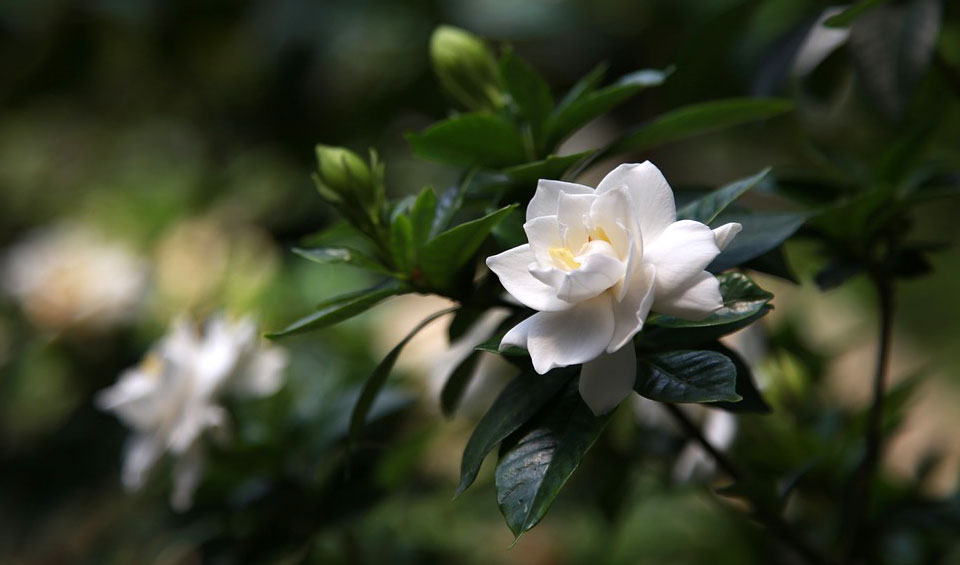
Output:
[
  {"xmin": 96, "ymin": 314, "xmax": 288, "ymax": 510},
  {"xmin": 486, "ymin": 162, "xmax": 741, "ymax": 415}
]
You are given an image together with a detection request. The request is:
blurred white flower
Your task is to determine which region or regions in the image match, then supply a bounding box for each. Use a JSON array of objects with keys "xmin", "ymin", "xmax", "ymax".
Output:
[
  {"xmin": 1, "ymin": 223, "xmax": 149, "ymax": 333},
  {"xmin": 96, "ymin": 314, "xmax": 287, "ymax": 510},
  {"xmin": 486, "ymin": 162, "xmax": 740, "ymax": 415}
]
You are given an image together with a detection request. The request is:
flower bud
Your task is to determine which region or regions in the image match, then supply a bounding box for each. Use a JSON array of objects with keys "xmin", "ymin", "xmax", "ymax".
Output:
[
  {"xmin": 315, "ymin": 145, "xmax": 374, "ymax": 206},
  {"xmin": 430, "ymin": 25, "xmax": 502, "ymax": 111}
]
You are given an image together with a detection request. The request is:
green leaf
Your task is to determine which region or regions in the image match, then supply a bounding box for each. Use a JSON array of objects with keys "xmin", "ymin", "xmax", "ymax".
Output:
[
  {"xmin": 390, "ymin": 214, "xmax": 415, "ymax": 274},
  {"xmin": 649, "ymin": 272, "xmax": 773, "ymax": 329},
  {"xmin": 495, "ymin": 382, "xmax": 612, "ymax": 538},
  {"xmin": 708, "ymin": 212, "xmax": 806, "ymax": 273},
  {"xmin": 546, "ymin": 69, "xmax": 668, "ymax": 149},
  {"xmin": 268, "ymin": 281, "xmax": 409, "ymax": 338},
  {"xmin": 407, "ymin": 113, "xmax": 526, "ymax": 168},
  {"xmin": 500, "ymin": 49, "xmax": 554, "ymax": 132},
  {"xmin": 707, "ymin": 343, "xmax": 771, "ymax": 414},
  {"xmin": 556, "ymin": 63, "xmax": 607, "ymax": 111},
  {"xmin": 639, "ymin": 309, "xmax": 769, "ymax": 351},
  {"xmin": 501, "ymin": 152, "xmax": 592, "ymax": 185},
  {"xmin": 607, "ymin": 98, "xmax": 793, "ymax": 155},
  {"xmin": 440, "ymin": 349, "xmax": 483, "ymax": 418},
  {"xmin": 491, "ymin": 207, "xmax": 526, "ymax": 250},
  {"xmin": 677, "ymin": 168, "xmax": 771, "ymax": 224},
  {"xmin": 448, "ymin": 306, "xmax": 485, "ymax": 343},
  {"xmin": 350, "ymin": 307, "xmax": 458, "ymax": 447},
  {"xmin": 410, "ymin": 187, "xmax": 437, "ymax": 249},
  {"xmin": 292, "ymin": 246, "xmax": 392, "ymax": 276},
  {"xmin": 420, "ymin": 204, "xmax": 516, "ymax": 289},
  {"xmin": 456, "ymin": 368, "xmax": 574, "ymax": 496},
  {"xmin": 634, "ymin": 350, "xmax": 740, "ymax": 403},
  {"xmin": 824, "ymin": 0, "xmax": 889, "ymax": 27}
]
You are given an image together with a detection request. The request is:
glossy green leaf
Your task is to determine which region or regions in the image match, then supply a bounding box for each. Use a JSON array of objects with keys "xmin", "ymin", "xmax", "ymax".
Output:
[
  {"xmin": 638, "ymin": 309, "xmax": 770, "ymax": 351},
  {"xmin": 267, "ymin": 280, "xmax": 409, "ymax": 338},
  {"xmin": 440, "ymin": 349, "xmax": 483, "ymax": 418},
  {"xmin": 501, "ymin": 152, "xmax": 592, "ymax": 185},
  {"xmin": 708, "ymin": 212, "xmax": 806, "ymax": 273},
  {"xmin": 648, "ymin": 272, "xmax": 773, "ymax": 329},
  {"xmin": 349, "ymin": 307, "xmax": 458, "ymax": 447},
  {"xmin": 634, "ymin": 350, "xmax": 740, "ymax": 403},
  {"xmin": 407, "ymin": 113, "xmax": 526, "ymax": 168},
  {"xmin": 677, "ymin": 168, "xmax": 771, "ymax": 224},
  {"xmin": 500, "ymin": 50, "xmax": 554, "ymax": 132},
  {"xmin": 410, "ymin": 187, "xmax": 437, "ymax": 249},
  {"xmin": 607, "ymin": 98, "xmax": 793, "ymax": 155},
  {"xmin": 707, "ymin": 342, "xmax": 771, "ymax": 413},
  {"xmin": 546, "ymin": 69, "xmax": 668, "ymax": 148},
  {"xmin": 420, "ymin": 204, "xmax": 516, "ymax": 289},
  {"xmin": 556, "ymin": 63, "xmax": 608, "ymax": 111},
  {"xmin": 456, "ymin": 368, "xmax": 573, "ymax": 496},
  {"xmin": 390, "ymin": 214, "xmax": 415, "ymax": 274},
  {"xmin": 495, "ymin": 382, "xmax": 612, "ymax": 538},
  {"xmin": 292, "ymin": 246, "xmax": 392, "ymax": 276},
  {"xmin": 491, "ymin": 207, "xmax": 526, "ymax": 250}
]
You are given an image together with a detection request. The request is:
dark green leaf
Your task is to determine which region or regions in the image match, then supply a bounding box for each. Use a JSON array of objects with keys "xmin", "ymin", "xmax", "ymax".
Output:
[
  {"xmin": 292, "ymin": 246, "xmax": 392, "ymax": 276},
  {"xmin": 420, "ymin": 204, "xmax": 516, "ymax": 289},
  {"xmin": 708, "ymin": 212, "xmax": 806, "ymax": 273},
  {"xmin": 495, "ymin": 382, "xmax": 612, "ymax": 537},
  {"xmin": 390, "ymin": 214, "xmax": 415, "ymax": 274},
  {"xmin": 501, "ymin": 152, "xmax": 592, "ymax": 185},
  {"xmin": 350, "ymin": 307, "xmax": 458, "ymax": 447},
  {"xmin": 500, "ymin": 50, "xmax": 554, "ymax": 132},
  {"xmin": 456, "ymin": 368, "xmax": 574, "ymax": 496},
  {"xmin": 743, "ymin": 246, "xmax": 798, "ymax": 283},
  {"xmin": 677, "ymin": 168, "xmax": 771, "ymax": 224},
  {"xmin": 475, "ymin": 330, "xmax": 527, "ymax": 357},
  {"xmin": 638, "ymin": 309, "xmax": 770, "ymax": 351},
  {"xmin": 707, "ymin": 343, "xmax": 771, "ymax": 413},
  {"xmin": 448, "ymin": 306, "xmax": 485, "ymax": 343},
  {"xmin": 407, "ymin": 113, "xmax": 526, "ymax": 168},
  {"xmin": 491, "ymin": 207, "xmax": 526, "ymax": 250},
  {"xmin": 824, "ymin": 0, "xmax": 889, "ymax": 27},
  {"xmin": 410, "ymin": 187, "xmax": 437, "ymax": 249},
  {"xmin": 547, "ymin": 69, "xmax": 668, "ymax": 148},
  {"xmin": 556, "ymin": 63, "xmax": 607, "ymax": 111},
  {"xmin": 607, "ymin": 98, "xmax": 793, "ymax": 156},
  {"xmin": 814, "ymin": 257, "xmax": 863, "ymax": 290},
  {"xmin": 440, "ymin": 350, "xmax": 483, "ymax": 418},
  {"xmin": 648, "ymin": 272, "xmax": 773, "ymax": 329},
  {"xmin": 267, "ymin": 281, "xmax": 409, "ymax": 338},
  {"xmin": 634, "ymin": 350, "xmax": 740, "ymax": 403}
]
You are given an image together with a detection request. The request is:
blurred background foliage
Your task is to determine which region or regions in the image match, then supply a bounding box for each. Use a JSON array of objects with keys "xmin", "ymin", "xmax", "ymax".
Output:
[{"xmin": 1, "ymin": 0, "xmax": 960, "ymax": 563}]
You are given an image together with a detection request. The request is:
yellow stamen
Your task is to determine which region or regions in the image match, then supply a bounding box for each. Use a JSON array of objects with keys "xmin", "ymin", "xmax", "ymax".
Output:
[
  {"xmin": 549, "ymin": 247, "xmax": 580, "ymax": 270},
  {"xmin": 140, "ymin": 351, "xmax": 165, "ymax": 378}
]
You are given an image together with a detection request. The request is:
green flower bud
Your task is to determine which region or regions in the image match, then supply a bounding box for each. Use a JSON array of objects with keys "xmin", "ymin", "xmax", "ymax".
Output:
[
  {"xmin": 430, "ymin": 25, "xmax": 502, "ymax": 111},
  {"xmin": 315, "ymin": 145, "xmax": 374, "ymax": 206}
]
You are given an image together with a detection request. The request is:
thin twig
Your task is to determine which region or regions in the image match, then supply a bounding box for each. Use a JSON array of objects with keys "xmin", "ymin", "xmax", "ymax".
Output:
[
  {"xmin": 665, "ymin": 404, "xmax": 836, "ymax": 565},
  {"xmin": 844, "ymin": 276, "xmax": 895, "ymax": 562}
]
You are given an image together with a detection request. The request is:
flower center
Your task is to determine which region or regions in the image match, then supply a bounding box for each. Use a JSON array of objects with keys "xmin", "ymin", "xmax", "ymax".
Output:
[
  {"xmin": 549, "ymin": 247, "xmax": 580, "ymax": 270},
  {"xmin": 587, "ymin": 227, "xmax": 612, "ymax": 245}
]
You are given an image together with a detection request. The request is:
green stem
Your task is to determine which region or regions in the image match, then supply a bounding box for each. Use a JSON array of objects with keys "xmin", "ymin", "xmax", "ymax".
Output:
[{"xmin": 665, "ymin": 404, "xmax": 835, "ymax": 565}]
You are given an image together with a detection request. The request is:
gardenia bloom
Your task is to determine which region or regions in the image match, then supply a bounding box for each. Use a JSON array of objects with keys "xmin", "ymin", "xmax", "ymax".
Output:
[
  {"xmin": 96, "ymin": 314, "xmax": 287, "ymax": 510},
  {"xmin": 486, "ymin": 162, "xmax": 741, "ymax": 415}
]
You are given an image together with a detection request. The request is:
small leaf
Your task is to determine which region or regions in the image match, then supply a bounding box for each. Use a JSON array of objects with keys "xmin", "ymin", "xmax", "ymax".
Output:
[
  {"xmin": 677, "ymin": 168, "xmax": 771, "ymax": 224},
  {"xmin": 708, "ymin": 212, "xmax": 806, "ymax": 273},
  {"xmin": 410, "ymin": 187, "xmax": 438, "ymax": 249},
  {"xmin": 456, "ymin": 368, "xmax": 574, "ymax": 496},
  {"xmin": 501, "ymin": 152, "xmax": 592, "ymax": 185},
  {"xmin": 494, "ymin": 382, "xmax": 612, "ymax": 537},
  {"xmin": 546, "ymin": 68, "xmax": 668, "ymax": 148},
  {"xmin": 608, "ymin": 98, "xmax": 793, "ymax": 155},
  {"xmin": 350, "ymin": 307, "xmax": 458, "ymax": 447},
  {"xmin": 420, "ymin": 204, "xmax": 516, "ymax": 289},
  {"xmin": 292, "ymin": 246, "xmax": 392, "ymax": 276},
  {"xmin": 556, "ymin": 62, "xmax": 608, "ymax": 112},
  {"xmin": 390, "ymin": 214, "xmax": 415, "ymax": 274},
  {"xmin": 648, "ymin": 272, "xmax": 773, "ymax": 329},
  {"xmin": 268, "ymin": 281, "xmax": 409, "ymax": 338},
  {"xmin": 407, "ymin": 113, "xmax": 526, "ymax": 168},
  {"xmin": 814, "ymin": 257, "xmax": 863, "ymax": 290},
  {"xmin": 707, "ymin": 343, "xmax": 771, "ymax": 414},
  {"xmin": 500, "ymin": 49, "xmax": 554, "ymax": 133},
  {"xmin": 440, "ymin": 350, "xmax": 483, "ymax": 417},
  {"xmin": 744, "ymin": 246, "xmax": 798, "ymax": 283},
  {"xmin": 634, "ymin": 350, "xmax": 740, "ymax": 403}
]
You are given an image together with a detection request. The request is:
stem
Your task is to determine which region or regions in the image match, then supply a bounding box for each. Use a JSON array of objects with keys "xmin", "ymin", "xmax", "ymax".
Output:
[
  {"xmin": 844, "ymin": 276, "xmax": 895, "ymax": 562},
  {"xmin": 665, "ymin": 404, "xmax": 835, "ymax": 565}
]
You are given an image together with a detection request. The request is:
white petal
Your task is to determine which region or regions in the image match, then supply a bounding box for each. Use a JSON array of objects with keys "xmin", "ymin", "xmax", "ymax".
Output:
[
  {"xmin": 171, "ymin": 446, "xmax": 205, "ymax": 512},
  {"xmin": 712, "ymin": 222, "xmax": 742, "ymax": 251},
  {"xmin": 653, "ymin": 270, "xmax": 723, "ymax": 320},
  {"xmin": 522, "ymin": 216, "xmax": 563, "ymax": 267},
  {"xmin": 525, "ymin": 294, "xmax": 615, "ymax": 374},
  {"xmin": 556, "ymin": 192, "xmax": 595, "ymax": 250},
  {"xmin": 596, "ymin": 162, "xmax": 676, "ymax": 242},
  {"xmin": 500, "ymin": 314, "xmax": 535, "ymax": 350},
  {"xmin": 486, "ymin": 245, "xmax": 571, "ymax": 312},
  {"xmin": 526, "ymin": 179, "xmax": 595, "ymax": 222},
  {"xmin": 121, "ymin": 435, "xmax": 164, "ymax": 492},
  {"xmin": 232, "ymin": 346, "xmax": 288, "ymax": 397},
  {"xmin": 579, "ymin": 344, "xmax": 637, "ymax": 415},
  {"xmin": 530, "ymin": 241, "xmax": 626, "ymax": 303},
  {"xmin": 589, "ymin": 185, "xmax": 636, "ymax": 257},
  {"xmin": 608, "ymin": 263, "xmax": 656, "ymax": 351},
  {"xmin": 643, "ymin": 220, "xmax": 721, "ymax": 295}
]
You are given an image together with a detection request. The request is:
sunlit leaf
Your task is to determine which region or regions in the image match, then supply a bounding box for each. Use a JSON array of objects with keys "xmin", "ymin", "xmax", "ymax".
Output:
[
  {"xmin": 292, "ymin": 246, "xmax": 392, "ymax": 276},
  {"xmin": 678, "ymin": 168, "xmax": 771, "ymax": 225},
  {"xmin": 420, "ymin": 204, "xmax": 516, "ymax": 289},
  {"xmin": 407, "ymin": 113, "xmax": 526, "ymax": 168},
  {"xmin": 267, "ymin": 280, "xmax": 410, "ymax": 338},
  {"xmin": 634, "ymin": 350, "xmax": 740, "ymax": 403}
]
